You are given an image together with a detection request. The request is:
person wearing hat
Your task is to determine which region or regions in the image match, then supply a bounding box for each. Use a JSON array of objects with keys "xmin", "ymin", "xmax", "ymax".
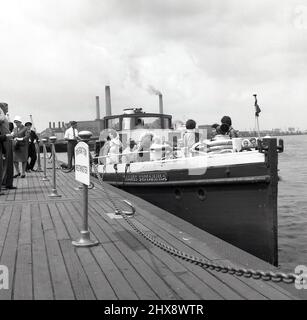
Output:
[
  {"xmin": 64, "ymin": 121, "xmax": 79, "ymax": 169},
  {"xmin": 0, "ymin": 103, "xmax": 16, "ymax": 190},
  {"xmin": 25, "ymin": 122, "xmax": 39, "ymax": 172},
  {"xmin": 12, "ymin": 116, "xmax": 30, "ymax": 178},
  {"xmin": 219, "ymin": 116, "xmax": 239, "ymax": 138}
]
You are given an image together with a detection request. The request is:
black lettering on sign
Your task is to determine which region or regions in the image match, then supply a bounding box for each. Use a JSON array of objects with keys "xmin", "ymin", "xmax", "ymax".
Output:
[
  {"xmin": 75, "ymin": 165, "xmax": 88, "ymax": 174},
  {"xmin": 75, "ymin": 147, "xmax": 88, "ymax": 157}
]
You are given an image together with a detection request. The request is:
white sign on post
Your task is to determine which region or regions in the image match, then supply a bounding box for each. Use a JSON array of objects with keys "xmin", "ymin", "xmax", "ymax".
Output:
[{"xmin": 75, "ymin": 142, "xmax": 90, "ymax": 186}]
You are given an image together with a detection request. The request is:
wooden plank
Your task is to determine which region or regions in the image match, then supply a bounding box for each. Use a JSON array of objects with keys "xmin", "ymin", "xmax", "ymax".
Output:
[
  {"xmin": 74, "ymin": 247, "xmax": 118, "ymax": 300},
  {"xmin": 59, "ymin": 240, "xmax": 96, "ymax": 300},
  {"xmin": 32, "ymin": 203, "xmax": 54, "ymax": 300},
  {"xmin": 0, "ymin": 206, "xmax": 13, "ymax": 254},
  {"xmin": 76, "ymin": 201, "xmax": 180, "ymax": 300},
  {"xmin": 91, "ymin": 245, "xmax": 139, "ymax": 300},
  {"xmin": 18, "ymin": 203, "xmax": 31, "ymax": 245},
  {"xmin": 48, "ymin": 202, "xmax": 70, "ymax": 241},
  {"xmin": 107, "ymin": 216, "xmax": 200, "ymax": 300},
  {"xmin": 102, "ymin": 242, "xmax": 159, "ymax": 300},
  {"xmin": 0, "ymin": 204, "xmax": 21, "ymax": 300},
  {"xmin": 57, "ymin": 202, "xmax": 117, "ymax": 299},
  {"xmin": 69, "ymin": 201, "xmax": 159, "ymax": 299},
  {"xmin": 13, "ymin": 203, "xmax": 32, "ymax": 298},
  {"xmin": 13, "ymin": 244, "xmax": 33, "ymax": 299},
  {"xmin": 40, "ymin": 203, "xmax": 75, "ymax": 300},
  {"xmin": 132, "ymin": 207, "xmax": 293, "ymax": 299}
]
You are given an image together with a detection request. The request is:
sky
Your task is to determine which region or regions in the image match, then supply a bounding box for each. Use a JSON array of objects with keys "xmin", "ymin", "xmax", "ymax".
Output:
[{"xmin": 1, "ymin": 0, "xmax": 307, "ymax": 132}]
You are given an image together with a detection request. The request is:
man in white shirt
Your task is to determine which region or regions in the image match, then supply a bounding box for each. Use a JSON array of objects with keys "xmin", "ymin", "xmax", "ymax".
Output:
[{"xmin": 64, "ymin": 121, "xmax": 79, "ymax": 169}]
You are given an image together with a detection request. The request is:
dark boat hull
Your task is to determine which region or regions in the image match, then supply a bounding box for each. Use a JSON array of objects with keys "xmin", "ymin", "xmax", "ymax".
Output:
[{"xmin": 101, "ymin": 140, "xmax": 279, "ymax": 265}]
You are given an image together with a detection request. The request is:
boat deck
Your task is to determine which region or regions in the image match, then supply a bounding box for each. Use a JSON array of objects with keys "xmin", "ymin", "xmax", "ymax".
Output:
[{"xmin": 0, "ymin": 166, "xmax": 304, "ymax": 300}]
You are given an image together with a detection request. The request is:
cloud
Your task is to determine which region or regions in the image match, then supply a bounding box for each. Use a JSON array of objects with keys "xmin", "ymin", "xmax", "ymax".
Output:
[{"xmin": 0, "ymin": 0, "xmax": 306, "ymax": 131}]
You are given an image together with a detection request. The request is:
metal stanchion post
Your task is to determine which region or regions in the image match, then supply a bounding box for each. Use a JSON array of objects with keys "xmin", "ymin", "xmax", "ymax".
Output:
[
  {"xmin": 41, "ymin": 138, "xmax": 49, "ymax": 181},
  {"xmin": 72, "ymin": 131, "xmax": 99, "ymax": 247},
  {"xmin": 36, "ymin": 140, "xmax": 43, "ymax": 172},
  {"xmin": 48, "ymin": 136, "xmax": 61, "ymax": 198}
]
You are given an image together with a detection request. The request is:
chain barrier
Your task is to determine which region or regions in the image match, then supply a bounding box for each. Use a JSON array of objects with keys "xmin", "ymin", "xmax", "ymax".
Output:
[{"xmin": 89, "ymin": 155, "xmax": 298, "ymax": 285}]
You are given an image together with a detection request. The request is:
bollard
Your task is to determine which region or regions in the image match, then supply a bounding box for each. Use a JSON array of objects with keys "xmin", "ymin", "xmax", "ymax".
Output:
[
  {"xmin": 41, "ymin": 138, "xmax": 49, "ymax": 181},
  {"xmin": 72, "ymin": 131, "xmax": 99, "ymax": 247},
  {"xmin": 48, "ymin": 136, "xmax": 61, "ymax": 198},
  {"xmin": 36, "ymin": 140, "xmax": 43, "ymax": 172}
]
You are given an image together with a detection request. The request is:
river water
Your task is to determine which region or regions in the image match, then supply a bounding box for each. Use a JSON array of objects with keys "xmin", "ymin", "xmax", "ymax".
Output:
[
  {"xmin": 55, "ymin": 135, "xmax": 307, "ymax": 271},
  {"xmin": 277, "ymin": 135, "xmax": 307, "ymax": 272}
]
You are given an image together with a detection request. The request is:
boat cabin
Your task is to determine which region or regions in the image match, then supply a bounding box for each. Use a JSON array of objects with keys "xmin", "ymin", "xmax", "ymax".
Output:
[{"xmin": 103, "ymin": 108, "xmax": 172, "ymax": 131}]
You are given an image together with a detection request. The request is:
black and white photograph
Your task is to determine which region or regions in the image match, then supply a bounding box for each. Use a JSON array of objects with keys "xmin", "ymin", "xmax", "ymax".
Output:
[{"xmin": 0, "ymin": 0, "xmax": 306, "ymax": 310}]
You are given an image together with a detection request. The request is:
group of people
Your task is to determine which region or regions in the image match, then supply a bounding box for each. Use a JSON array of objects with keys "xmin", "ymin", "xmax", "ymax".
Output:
[{"xmin": 0, "ymin": 103, "xmax": 39, "ymax": 194}]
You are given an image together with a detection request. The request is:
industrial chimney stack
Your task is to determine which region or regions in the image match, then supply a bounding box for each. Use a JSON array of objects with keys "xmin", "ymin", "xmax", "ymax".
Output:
[
  {"xmin": 159, "ymin": 93, "xmax": 163, "ymax": 114},
  {"xmin": 105, "ymin": 86, "xmax": 112, "ymax": 116},
  {"xmin": 95, "ymin": 96, "xmax": 101, "ymax": 119}
]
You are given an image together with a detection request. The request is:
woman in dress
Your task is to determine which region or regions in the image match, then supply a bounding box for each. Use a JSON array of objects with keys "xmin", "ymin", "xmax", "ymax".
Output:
[{"xmin": 12, "ymin": 116, "xmax": 30, "ymax": 178}]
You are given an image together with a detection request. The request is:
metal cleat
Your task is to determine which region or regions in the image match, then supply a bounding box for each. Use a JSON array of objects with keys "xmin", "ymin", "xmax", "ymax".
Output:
[{"xmin": 114, "ymin": 200, "xmax": 136, "ymax": 216}]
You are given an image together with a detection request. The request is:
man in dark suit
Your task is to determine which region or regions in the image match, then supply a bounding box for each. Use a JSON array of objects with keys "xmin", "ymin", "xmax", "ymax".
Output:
[
  {"xmin": 25, "ymin": 122, "xmax": 39, "ymax": 171},
  {"xmin": 64, "ymin": 121, "xmax": 79, "ymax": 169},
  {"xmin": 0, "ymin": 102, "xmax": 16, "ymax": 191}
]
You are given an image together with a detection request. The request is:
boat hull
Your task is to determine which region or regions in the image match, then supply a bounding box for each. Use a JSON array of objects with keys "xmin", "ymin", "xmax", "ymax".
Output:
[{"xmin": 99, "ymin": 139, "xmax": 279, "ymax": 265}]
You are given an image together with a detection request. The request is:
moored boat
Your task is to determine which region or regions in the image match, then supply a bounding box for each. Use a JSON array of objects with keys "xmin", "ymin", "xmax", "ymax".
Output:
[{"xmin": 93, "ymin": 106, "xmax": 284, "ymax": 266}]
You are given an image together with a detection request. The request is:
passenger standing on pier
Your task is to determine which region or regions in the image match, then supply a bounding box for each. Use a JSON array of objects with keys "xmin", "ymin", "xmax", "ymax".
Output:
[
  {"xmin": 25, "ymin": 122, "xmax": 39, "ymax": 172},
  {"xmin": 183, "ymin": 119, "xmax": 201, "ymax": 156},
  {"xmin": 12, "ymin": 116, "xmax": 30, "ymax": 178},
  {"xmin": 64, "ymin": 121, "xmax": 79, "ymax": 169},
  {"xmin": 0, "ymin": 103, "xmax": 16, "ymax": 190}
]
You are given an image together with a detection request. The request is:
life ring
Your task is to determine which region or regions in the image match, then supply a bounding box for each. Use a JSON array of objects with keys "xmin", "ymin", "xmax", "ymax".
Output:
[
  {"xmin": 207, "ymin": 145, "xmax": 233, "ymax": 152},
  {"xmin": 206, "ymin": 139, "xmax": 233, "ymax": 147}
]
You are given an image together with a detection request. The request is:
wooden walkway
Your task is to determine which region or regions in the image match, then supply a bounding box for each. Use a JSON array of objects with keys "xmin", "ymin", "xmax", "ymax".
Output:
[{"xmin": 0, "ymin": 166, "xmax": 304, "ymax": 300}]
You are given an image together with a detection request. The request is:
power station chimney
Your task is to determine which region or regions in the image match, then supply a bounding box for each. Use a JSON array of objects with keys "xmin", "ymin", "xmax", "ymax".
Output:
[
  {"xmin": 49, "ymin": 122, "xmax": 51, "ymax": 129},
  {"xmin": 159, "ymin": 93, "xmax": 163, "ymax": 114},
  {"xmin": 53, "ymin": 122, "xmax": 55, "ymax": 129},
  {"xmin": 95, "ymin": 96, "xmax": 101, "ymax": 119},
  {"xmin": 58, "ymin": 121, "xmax": 61, "ymax": 128},
  {"xmin": 105, "ymin": 85, "xmax": 112, "ymax": 116}
]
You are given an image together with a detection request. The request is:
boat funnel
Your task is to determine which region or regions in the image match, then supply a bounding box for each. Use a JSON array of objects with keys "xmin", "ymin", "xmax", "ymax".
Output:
[
  {"xmin": 105, "ymin": 86, "xmax": 112, "ymax": 116},
  {"xmin": 159, "ymin": 93, "xmax": 163, "ymax": 114},
  {"xmin": 95, "ymin": 96, "xmax": 101, "ymax": 119}
]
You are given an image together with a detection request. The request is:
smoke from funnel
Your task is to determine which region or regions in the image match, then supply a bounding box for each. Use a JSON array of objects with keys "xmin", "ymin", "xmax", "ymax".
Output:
[{"xmin": 147, "ymin": 85, "xmax": 161, "ymax": 96}]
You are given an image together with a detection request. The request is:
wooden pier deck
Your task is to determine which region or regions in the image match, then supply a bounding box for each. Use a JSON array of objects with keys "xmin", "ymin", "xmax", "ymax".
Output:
[{"xmin": 0, "ymin": 168, "xmax": 304, "ymax": 300}]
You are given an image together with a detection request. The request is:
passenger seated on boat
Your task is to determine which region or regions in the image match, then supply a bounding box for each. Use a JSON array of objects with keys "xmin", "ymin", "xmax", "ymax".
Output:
[
  {"xmin": 107, "ymin": 132, "xmax": 123, "ymax": 164},
  {"xmin": 122, "ymin": 140, "xmax": 138, "ymax": 163},
  {"xmin": 211, "ymin": 123, "xmax": 219, "ymax": 139},
  {"xmin": 137, "ymin": 132, "xmax": 154, "ymax": 162},
  {"xmin": 250, "ymin": 137, "xmax": 258, "ymax": 149},
  {"xmin": 220, "ymin": 116, "xmax": 239, "ymax": 138},
  {"xmin": 183, "ymin": 119, "xmax": 201, "ymax": 157},
  {"xmin": 98, "ymin": 135, "xmax": 111, "ymax": 165},
  {"xmin": 240, "ymin": 139, "xmax": 252, "ymax": 152}
]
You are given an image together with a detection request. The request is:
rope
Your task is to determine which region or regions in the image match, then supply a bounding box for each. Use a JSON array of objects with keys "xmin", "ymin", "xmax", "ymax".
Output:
[{"xmin": 89, "ymin": 155, "xmax": 299, "ymax": 285}]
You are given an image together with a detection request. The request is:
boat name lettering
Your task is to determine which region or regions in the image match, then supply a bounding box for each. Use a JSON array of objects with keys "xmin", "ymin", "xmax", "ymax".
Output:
[{"xmin": 125, "ymin": 173, "xmax": 168, "ymax": 182}]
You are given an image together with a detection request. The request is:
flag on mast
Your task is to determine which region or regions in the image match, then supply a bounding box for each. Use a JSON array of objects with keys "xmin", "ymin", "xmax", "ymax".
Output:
[{"xmin": 253, "ymin": 94, "xmax": 261, "ymax": 117}]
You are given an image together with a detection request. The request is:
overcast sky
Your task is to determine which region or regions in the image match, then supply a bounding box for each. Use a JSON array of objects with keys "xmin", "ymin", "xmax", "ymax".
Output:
[{"xmin": 1, "ymin": 0, "xmax": 307, "ymax": 131}]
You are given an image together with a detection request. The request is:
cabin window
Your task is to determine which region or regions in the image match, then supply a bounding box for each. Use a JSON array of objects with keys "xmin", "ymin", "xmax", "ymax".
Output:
[
  {"xmin": 107, "ymin": 118, "xmax": 120, "ymax": 130},
  {"xmin": 163, "ymin": 118, "xmax": 171, "ymax": 129},
  {"xmin": 136, "ymin": 117, "xmax": 162, "ymax": 129}
]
